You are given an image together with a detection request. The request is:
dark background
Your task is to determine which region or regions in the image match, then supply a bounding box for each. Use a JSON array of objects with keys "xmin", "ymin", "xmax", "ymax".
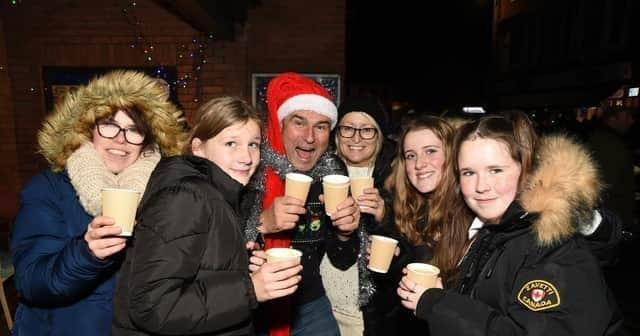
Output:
[{"xmin": 346, "ymin": 0, "xmax": 493, "ymax": 111}]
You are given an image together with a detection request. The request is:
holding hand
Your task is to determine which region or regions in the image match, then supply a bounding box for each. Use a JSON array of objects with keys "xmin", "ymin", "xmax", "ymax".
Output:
[
  {"xmin": 357, "ymin": 187, "xmax": 385, "ymax": 223},
  {"xmin": 259, "ymin": 196, "xmax": 306, "ymax": 234},
  {"xmin": 251, "ymin": 258, "xmax": 303, "ymax": 302},
  {"xmin": 246, "ymin": 241, "xmax": 267, "ymax": 273},
  {"xmin": 320, "ymin": 195, "xmax": 360, "ymax": 238},
  {"xmin": 84, "ymin": 216, "xmax": 127, "ymax": 260},
  {"xmin": 365, "ymin": 237, "xmax": 401, "ymax": 262},
  {"xmin": 397, "ymin": 268, "xmax": 443, "ymax": 313}
]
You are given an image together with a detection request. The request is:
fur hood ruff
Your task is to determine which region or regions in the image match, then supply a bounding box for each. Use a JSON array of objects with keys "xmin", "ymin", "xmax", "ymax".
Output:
[
  {"xmin": 520, "ymin": 135, "xmax": 601, "ymax": 246},
  {"xmin": 38, "ymin": 70, "xmax": 188, "ymax": 171}
]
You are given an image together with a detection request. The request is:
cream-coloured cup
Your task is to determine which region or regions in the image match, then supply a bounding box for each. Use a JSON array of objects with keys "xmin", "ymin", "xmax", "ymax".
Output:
[
  {"xmin": 367, "ymin": 235, "xmax": 398, "ymax": 273},
  {"xmin": 322, "ymin": 174, "xmax": 350, "ymax": 216},
  {"xmin": 350, "ymin": 176, "xmax": 374, "ymax": 203},
  {"xmin": 285, "ymin": 173, "xmax": 313, "ymax": 202},
  {"xmin": 101, "ymin": 188, "xmax": 141, "ymax": 237},
  {"xmin": 407, "ymin": 263, "xmax": 440, "ymax": 288},
  {"xmin": 266, "ymin": 248, "xmax": 303, "ymax": 264}
]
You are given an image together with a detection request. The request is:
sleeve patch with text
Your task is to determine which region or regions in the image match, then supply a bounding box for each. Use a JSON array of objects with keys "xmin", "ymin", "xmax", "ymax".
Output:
[{"xmin": 517, "ymin": 280, "xmax": 561, "ymax": 311}]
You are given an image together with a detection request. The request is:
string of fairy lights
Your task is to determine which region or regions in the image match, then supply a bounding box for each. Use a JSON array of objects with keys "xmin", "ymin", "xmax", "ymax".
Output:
[
  {"xmin": 121, "ymin": 0, "xmax": 213, "ymax": 102},
  {"xmin": 3, "ymin": 0, "xmax": 213, "ymax": 103}
]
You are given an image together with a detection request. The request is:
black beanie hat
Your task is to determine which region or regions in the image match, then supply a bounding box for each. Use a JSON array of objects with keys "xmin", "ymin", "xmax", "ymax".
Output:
[{"xmin": 337, "ymin": 95, "xmax": 390, "ymax": 135}]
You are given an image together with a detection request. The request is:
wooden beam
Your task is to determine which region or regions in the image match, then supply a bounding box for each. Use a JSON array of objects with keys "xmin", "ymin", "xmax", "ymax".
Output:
[{"xmin": 152, "ymin": 0, "xmax": 235, "ymax": 39}]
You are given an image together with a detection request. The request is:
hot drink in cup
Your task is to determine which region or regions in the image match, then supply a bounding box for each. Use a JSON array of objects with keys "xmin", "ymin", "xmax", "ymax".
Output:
[
  {"xmin": 367, "ymin": 235, "xmax": 398, "ymax": 273},
  {"xmin": 407, "ymin": 263, "xmax": 440, "ymax": 288},
  {"xmin": 101, "ymin": 188, "xmax": 141, "ymax": 237},
  {"xmin": 266, "ymin": 247, "xmax": 303, "ymax": 264},
  {"xmin": 350, "ymin": 176, "xmax": 374, "ymax": 207},
  {"xmin": 285, "ymin": 173, "xmax": 313, "ymax": 202},
  {"xmin": 322, "ymin": 174, "xmax": 350, "ymax": 216}
]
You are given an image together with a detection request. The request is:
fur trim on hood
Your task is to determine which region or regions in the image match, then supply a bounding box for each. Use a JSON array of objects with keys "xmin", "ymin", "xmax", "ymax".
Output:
[
  {"xmin": 38, "ymin": 70, "xmax": 188, "ymax": 171},
  {"xmin": 520, "ymin": 135, "xmax": 601, "ymax": 246}
]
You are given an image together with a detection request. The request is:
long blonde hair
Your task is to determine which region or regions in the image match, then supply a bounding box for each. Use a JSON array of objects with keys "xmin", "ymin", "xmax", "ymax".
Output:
[{"xmin": 385, "ymin": 115, "xmax": 455, "ymax": 247}]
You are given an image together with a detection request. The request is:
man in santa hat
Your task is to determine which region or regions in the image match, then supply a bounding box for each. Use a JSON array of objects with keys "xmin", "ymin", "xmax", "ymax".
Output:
[{"xmin": 245, "ymin": 72, "xmax": 360, "ymax": 336}]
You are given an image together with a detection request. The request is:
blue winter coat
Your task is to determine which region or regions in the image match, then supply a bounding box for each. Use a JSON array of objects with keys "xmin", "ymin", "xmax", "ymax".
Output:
[{"xmin": 10, "ymin": 170, "xmax": 121, "ymax": 336}]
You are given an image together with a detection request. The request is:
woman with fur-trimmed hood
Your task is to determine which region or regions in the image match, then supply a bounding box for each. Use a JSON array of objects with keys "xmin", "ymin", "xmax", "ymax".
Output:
[
  {"xmin": 397, "ymin": 112, "xmax": 623, "ymax": 335},
  {"xmin": 10, "ymin": 70, "xmax": 187, "ymax": 336}
]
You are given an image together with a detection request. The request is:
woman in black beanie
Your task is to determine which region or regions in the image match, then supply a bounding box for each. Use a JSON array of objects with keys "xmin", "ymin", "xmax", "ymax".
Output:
[{"xmin": 320, "ymin": 95, "xmax": 397, "ymax": 335}]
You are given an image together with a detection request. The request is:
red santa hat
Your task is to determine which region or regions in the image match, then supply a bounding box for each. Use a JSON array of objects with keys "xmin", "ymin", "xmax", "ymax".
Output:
[{"xmin": 267, "ymin": 72, "xmax": 338, "ymax": 129}]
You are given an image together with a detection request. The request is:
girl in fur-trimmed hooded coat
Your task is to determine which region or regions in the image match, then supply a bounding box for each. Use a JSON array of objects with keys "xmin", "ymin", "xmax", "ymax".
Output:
[
  {"xmin": 10, "ymin": 70, "xmax": 187, "ymax": 336},
  {"xmin": 398, "ymin": 113, "xmax": 623, "ymax": 336}
]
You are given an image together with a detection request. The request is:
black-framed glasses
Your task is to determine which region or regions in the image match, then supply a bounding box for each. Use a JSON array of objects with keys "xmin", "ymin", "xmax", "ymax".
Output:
[
  {"xmin": 336, "ymin": 125, "xmax": 378, "ymax": 140},
  {"xmin": 96, "ymin": 122, "xmax": 145, "ymax": 145}
]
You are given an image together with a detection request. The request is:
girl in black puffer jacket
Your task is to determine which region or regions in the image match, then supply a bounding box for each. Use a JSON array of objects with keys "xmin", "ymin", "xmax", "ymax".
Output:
[{"xmin": 112, "ymin": 97, "xmax": 302, "ymax": 335}]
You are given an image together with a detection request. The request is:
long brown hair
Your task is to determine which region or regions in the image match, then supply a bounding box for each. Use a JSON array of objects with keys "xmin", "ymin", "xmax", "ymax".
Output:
[
  {"xmin": 434, "ymin": 110, "xmax": 538, "ymax": 281},
  {"xmin": 385, "ymin": 115, "xmax": 454, "ymax": 247}
]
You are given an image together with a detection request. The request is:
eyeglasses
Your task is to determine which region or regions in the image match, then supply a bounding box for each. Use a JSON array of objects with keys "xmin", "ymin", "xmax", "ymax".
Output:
[
  {"xmin": 96, "ymin": 122, "xmax": 145, "ymax": 145},
  {"xmin": 336, "ymin": 125, "xmax": 378, "ymax": 140}
]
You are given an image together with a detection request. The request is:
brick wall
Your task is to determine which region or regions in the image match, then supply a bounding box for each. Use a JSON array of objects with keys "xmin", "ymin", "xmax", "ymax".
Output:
[
  {"xmin": 247, "ymin": 0, "xmax": 346, "ymax": 74},
  {"xmin": 0, "ymin": 17, "xmax": 20, "ymax": 224},
  {"xmin": 0, "ymin": 0, "xmax": 345, "ymax": 221}
]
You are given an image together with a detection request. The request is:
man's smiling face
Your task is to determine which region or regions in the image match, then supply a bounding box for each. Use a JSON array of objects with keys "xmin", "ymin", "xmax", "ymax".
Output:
[{"xmin": 281, "ymin": 110, "xmax": 331, "ymax": 172}]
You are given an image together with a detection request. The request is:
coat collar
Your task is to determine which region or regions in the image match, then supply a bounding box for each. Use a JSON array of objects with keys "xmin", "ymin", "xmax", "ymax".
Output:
[
  {"xmin": 185, "ymin": 155, "xmax": 244, "ymax": 209},
  {"xmin": 470, "ymin": 202, "xmax": 536, "ymax": 243},
  {"xmin": 519, "ymin": 135, "xmax": 601, "ymax": 246}
]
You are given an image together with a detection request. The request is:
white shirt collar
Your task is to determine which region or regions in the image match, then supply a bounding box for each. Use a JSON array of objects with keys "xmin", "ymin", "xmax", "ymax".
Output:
[{"xmin": 468, "ymin": 217, "xmax": 485, "ymax": 239}]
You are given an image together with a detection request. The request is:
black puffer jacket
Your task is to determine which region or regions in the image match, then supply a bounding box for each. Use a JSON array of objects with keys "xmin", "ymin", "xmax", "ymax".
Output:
[
  {"xmin": 418, "ymin": 203, "xmax": 623, "ymax": 336},
  {"xmin": 112, "ymin": 155, "xmax": 258, "ymax": 335},
  {"xmin": 415, "ymin": 135, "xmax": 623, "ymax": 336}
]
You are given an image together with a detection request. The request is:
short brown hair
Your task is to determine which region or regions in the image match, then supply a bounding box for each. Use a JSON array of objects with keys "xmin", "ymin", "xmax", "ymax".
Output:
[{"xmin": 95, "ymin": 106, "xmax": 153, "ymax": 148}]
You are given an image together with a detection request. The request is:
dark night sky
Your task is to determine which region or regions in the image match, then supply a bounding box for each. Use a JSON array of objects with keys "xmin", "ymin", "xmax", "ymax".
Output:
[{"xmin": 346, "ymin": 1, "xmax": 493, "ymax": 111}]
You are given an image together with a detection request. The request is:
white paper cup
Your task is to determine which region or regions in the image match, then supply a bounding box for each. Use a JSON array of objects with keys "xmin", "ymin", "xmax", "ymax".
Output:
[
  {"xmin": 322, "ymin": 174, "xmax": 350, "ymax": 216},
  {"xmin": 101, "ymin": 188, "xmax": 141, "ymax": 237},
  {"xmin": 350, "ymin": 176, "xmax": 374, "ymax": 203},
  {"xmin": 285, "ymin": 173, "xmax": 313, "ymax": 202},
  {"xmin": 266, "ymin": 248, "xmax": 303, "ymax": 263},
  {"xmin": 407, "ymin": 263, "xmax": 440, "ymax": 288},
  {"xmin": 367, "ymin": 235, "xmax": 398, "ymax": 273}
]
